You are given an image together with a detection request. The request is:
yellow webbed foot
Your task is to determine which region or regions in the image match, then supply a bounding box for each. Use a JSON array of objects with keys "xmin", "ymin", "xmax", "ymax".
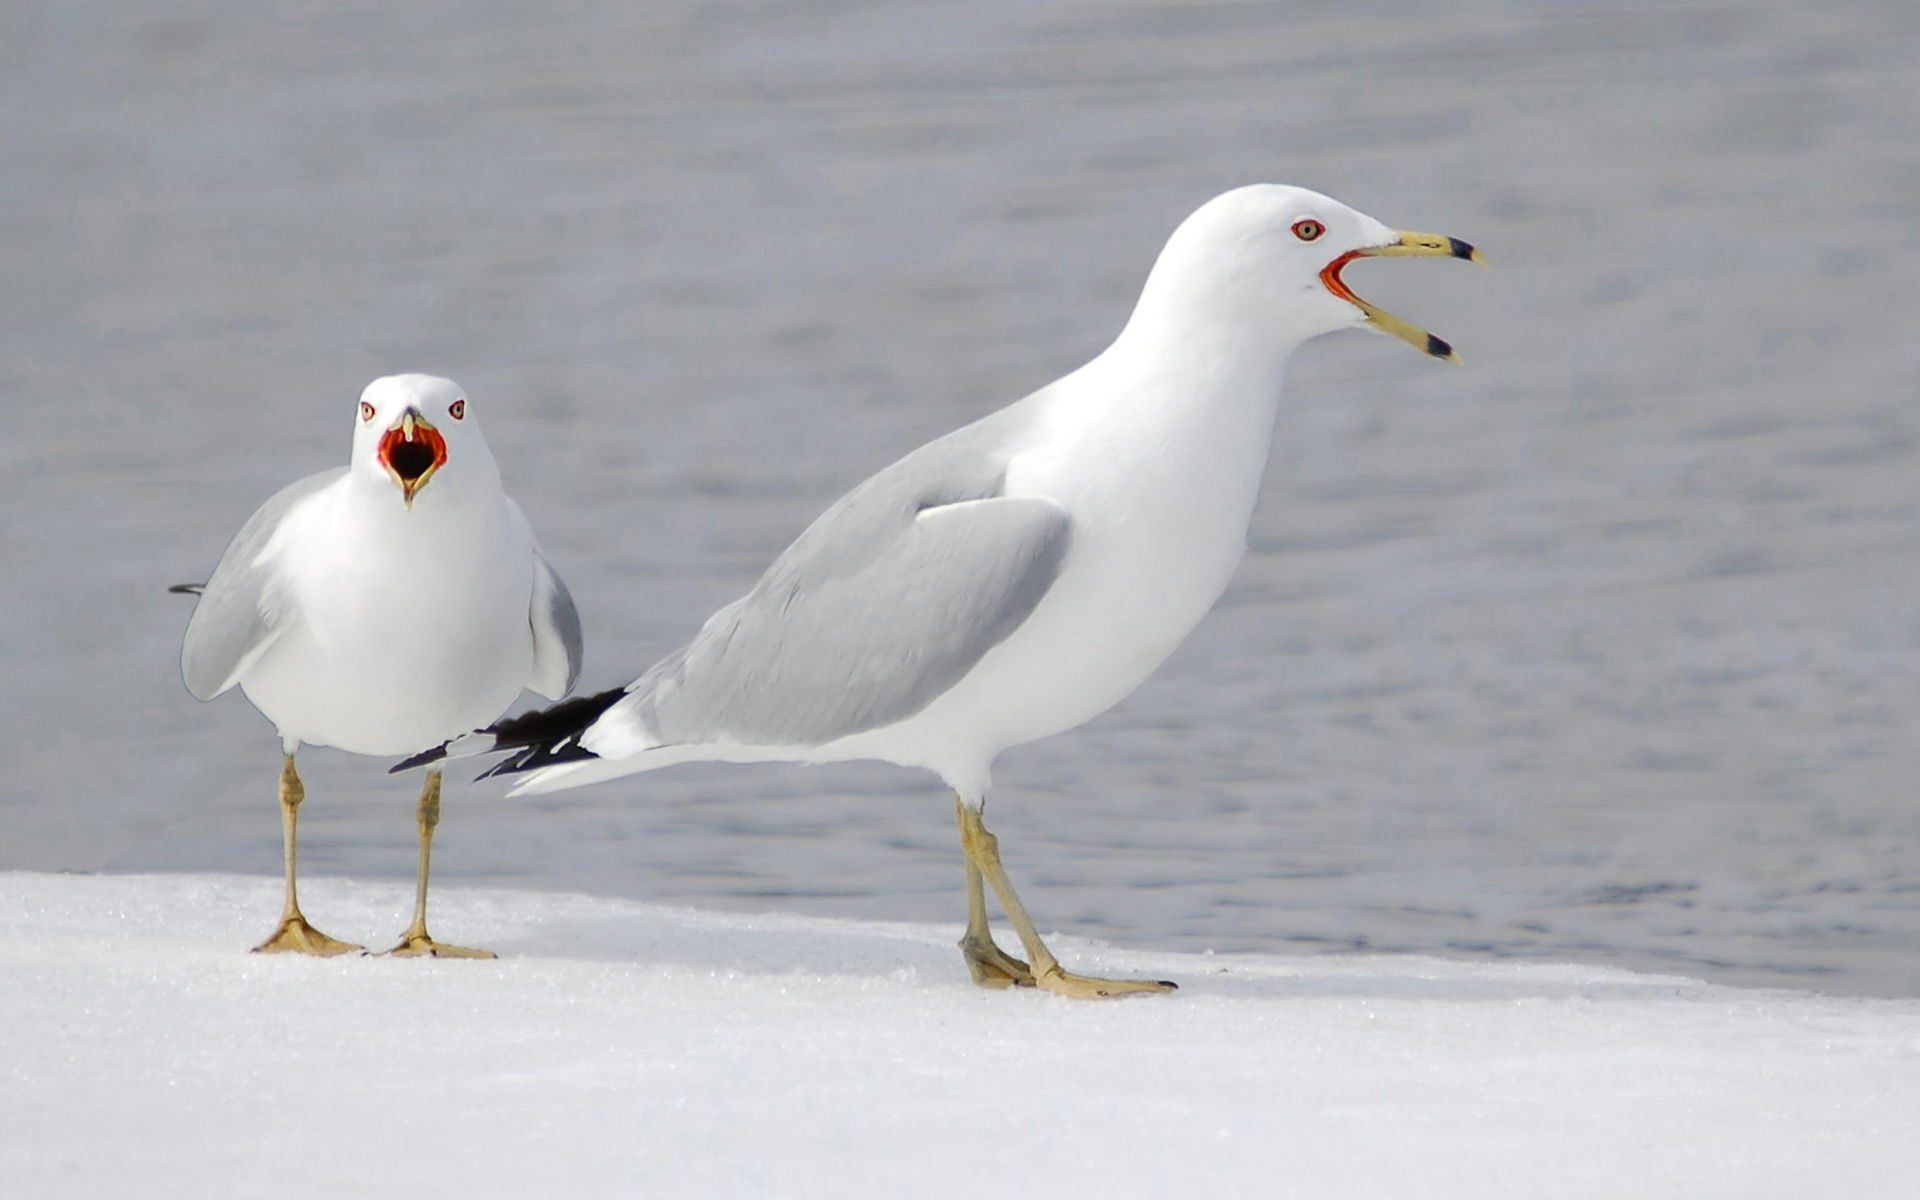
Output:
[
  {"xmin": 253, "ymin": 915, "xmax": 363, "ymax": 957},
  {"xmin": 384, "ymin": 931, "xmax": 495, "ymax": 959},
  {"xmin": 1033, "ymin": 963, "xmax": 1177, "ymax": 1000},
  {"xmin": 960, "ymin": 933, "xmax": 1035, "ymax": 989}
]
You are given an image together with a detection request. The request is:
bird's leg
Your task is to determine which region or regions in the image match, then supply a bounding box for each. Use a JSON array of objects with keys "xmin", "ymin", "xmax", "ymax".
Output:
[
  {"xmin": 955, "ymin": 796, "xmax": 1034, "ymax": 987},
  {"xmin": 253, "ymin": 754, "xmax": 362, "ymax": 956},
  {"xmin": 385, "ymin": 769, "xmax": 494, "ymax": 958},
  {"xmin": 954, "ymin": 795, "xmax": 1176, "ymax": 999}
]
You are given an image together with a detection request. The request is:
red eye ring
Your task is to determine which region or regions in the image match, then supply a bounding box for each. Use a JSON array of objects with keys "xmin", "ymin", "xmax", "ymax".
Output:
[
  {"xmin": 1292, "ymin": 219, "xmax": 1326, "ymax": 242},
  {"xmin": 449, "ymin": 399, "xmax": 466, "ymax": 420},
  {"xmin": 360, "ymin": 401, "xmax": 376, "ymax": 421}
]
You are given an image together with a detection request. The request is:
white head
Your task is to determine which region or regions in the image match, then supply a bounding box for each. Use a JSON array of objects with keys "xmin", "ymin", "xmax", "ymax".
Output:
[
  {"xmin": 349, "ymin": 374, "xmax": 501, "ymax": 510},
  {"xmin": 1122, "ymin": 183, "xmax": 1485, "ymax": 365}
]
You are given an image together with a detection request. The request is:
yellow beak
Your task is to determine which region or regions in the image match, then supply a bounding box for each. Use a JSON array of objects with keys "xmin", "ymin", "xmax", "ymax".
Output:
[{"xmin": 1319, "ymin": 231, "xmax": 1489, "ymax": 363}]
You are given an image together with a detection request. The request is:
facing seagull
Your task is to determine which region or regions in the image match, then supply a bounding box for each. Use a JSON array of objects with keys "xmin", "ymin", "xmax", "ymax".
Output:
[
  {"xmin": 178, "ymin": 373, "xmax": 581, "ymax": 956},
  {"xmin": 403, "ymin": 184, "xmax": 1484, "ymax": 996}
]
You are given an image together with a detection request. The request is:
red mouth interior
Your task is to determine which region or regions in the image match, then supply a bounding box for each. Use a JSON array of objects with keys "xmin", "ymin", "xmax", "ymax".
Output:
[
  {"xmin": 1318, "ymin": 248, "xmax": 1366, "ymax": 308},
  {"xmin": 379, "ymin": 422, "xmax": 447, "ymax": 490}
]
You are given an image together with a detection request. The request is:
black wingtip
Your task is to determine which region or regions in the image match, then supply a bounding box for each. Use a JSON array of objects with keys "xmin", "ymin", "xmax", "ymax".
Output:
[
  {"xmin": 477, "ymin": 754, "xmax": 540, "ymax": 782},
  {"xmin": 168, "ymin": 583, "xmax": 206, "ymax": 596},
  {"xmin": 388, "ymin": 686, "xmax": 632, "ymax": 781},
  {"xmin": 389, "ymin": 745, "xmax": 449, "ymax": 774},
  {"xmin": 474, "ymin": 723, "xmax": 614, "ymax": 781},
  {"xmin": 472, "ymin": 739, "xmax": 599, "ymax": 782}
]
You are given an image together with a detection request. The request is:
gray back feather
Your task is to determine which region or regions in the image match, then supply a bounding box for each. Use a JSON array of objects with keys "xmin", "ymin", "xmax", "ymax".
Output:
[
  {"xmin": 625, "ymin": 407, "xmax": 1071, "ymax": 747},
  {"xmin": 529, "ymin": 551, "xmax": 584, "ymax": 699},
  {"xmin": 180, "ymin": 468, "xmax": 343, "ymax": 700}
]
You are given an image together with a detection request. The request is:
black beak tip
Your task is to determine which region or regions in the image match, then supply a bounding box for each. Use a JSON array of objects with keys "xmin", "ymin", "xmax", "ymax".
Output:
[
  {"xmin": 1447, "ymin": 237, "xmax": 1477, "ymax": 262},
  {"xmin": 1425, "ymin": 333, "xmax": 1456, "ymax": 360}
]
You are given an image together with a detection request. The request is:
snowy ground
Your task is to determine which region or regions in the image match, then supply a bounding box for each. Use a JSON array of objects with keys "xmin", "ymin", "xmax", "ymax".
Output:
[{"xmin": 4, "ymin": 873, "xmax": 1917, "ymax": 1199}]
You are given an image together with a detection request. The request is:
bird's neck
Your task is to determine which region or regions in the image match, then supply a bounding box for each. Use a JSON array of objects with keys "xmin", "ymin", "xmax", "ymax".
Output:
[
  {"xmin": 1019, "ymin": 263, "xmax": 1296, "ymax": 549},
  {"xmin": 342, "ymin": 458, "xmax": 506, "ymax": 531},
  {"xmin": 1102, "ymin": 249, "xmax": 1299, "ymax": 411},
  {"xmin": 1084, "ymin": 287, "xmax": 1293, "ymax": 440}
]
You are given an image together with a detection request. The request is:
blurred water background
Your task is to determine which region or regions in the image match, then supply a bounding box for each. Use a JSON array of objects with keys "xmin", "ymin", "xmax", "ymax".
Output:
[{"xmin": 4, "ymin": 0, "xmax": 1918, "ymax": 994}]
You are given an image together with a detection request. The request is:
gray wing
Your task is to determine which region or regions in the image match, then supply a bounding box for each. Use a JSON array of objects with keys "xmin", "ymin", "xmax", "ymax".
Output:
[
  {"xmin": 527, "ymin": 550, "xmax": 583, "ymax": 700},
  {"xmin": 179, "ymin": 468, "xmax": 343, "ymax": 700},
  {"xmin": 623, "ymin": 417, "xmax": 1070, "ymax": 748}
]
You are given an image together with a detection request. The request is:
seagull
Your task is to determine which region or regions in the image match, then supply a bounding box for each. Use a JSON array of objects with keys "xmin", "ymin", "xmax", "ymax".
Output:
[
  {"xmin": 178, "ymin": 374, "xmax": 582, "ymax": 957},
  {"xmin": 402, "ymin": 184, "xmax": 1484, "ymax": 996}
]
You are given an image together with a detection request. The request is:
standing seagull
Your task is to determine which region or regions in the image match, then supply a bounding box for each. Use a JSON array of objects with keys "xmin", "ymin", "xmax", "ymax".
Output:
[
  {"xmin": 179, "ymin": 374, "xmax": 581, "ymax": 956},
  {"xmin": 406, "ymin": 185, "xmax": 1483, "ymax": 995}
]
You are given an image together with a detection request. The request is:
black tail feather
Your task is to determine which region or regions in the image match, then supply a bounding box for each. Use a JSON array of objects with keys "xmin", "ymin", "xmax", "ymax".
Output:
[{"xmin": 169, "ymin": 583, "xmax": 206, "ymax": 595}]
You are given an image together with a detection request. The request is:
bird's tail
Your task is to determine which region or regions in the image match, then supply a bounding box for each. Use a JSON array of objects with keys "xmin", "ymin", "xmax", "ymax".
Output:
[{"xmin": 389, "ymin": 686, "xmax": 629, "ymax": 777}]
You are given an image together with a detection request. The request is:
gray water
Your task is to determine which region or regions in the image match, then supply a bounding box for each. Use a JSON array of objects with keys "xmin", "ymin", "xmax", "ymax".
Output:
[{"xmin": 5, "ymin": 0, "xmax": 1919, "ymax": 995}]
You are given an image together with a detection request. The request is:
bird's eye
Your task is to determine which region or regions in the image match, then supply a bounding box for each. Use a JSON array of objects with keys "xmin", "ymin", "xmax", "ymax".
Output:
[
  {"xmin": 449, "ymin": 399, "xmax": 466, "ymax": 420},
  {"xmin": 1292, "ymin": 219, "xmax": 1325, "ymax": 242},
  {"xmin": 360, "ymin": 401, "xmax": 376, "ymax": 422}
]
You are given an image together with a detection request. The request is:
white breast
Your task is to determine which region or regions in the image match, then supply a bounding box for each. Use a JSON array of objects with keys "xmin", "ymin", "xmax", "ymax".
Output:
[
  {"xmin": 837, "ymin": 350, "xmax": 1288, "ymax": 793},
  {"xmin": 238, "ymin": 479, "xmax": 537, "ymax": 756}
]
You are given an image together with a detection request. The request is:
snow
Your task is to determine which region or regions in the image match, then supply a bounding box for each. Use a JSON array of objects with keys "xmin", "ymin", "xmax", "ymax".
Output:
[{"xmin": 4, "ymin": 873, "xmax": 1916, "ymax": 1198}]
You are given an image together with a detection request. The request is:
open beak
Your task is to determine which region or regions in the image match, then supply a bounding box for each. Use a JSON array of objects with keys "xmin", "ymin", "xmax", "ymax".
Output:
[
  {"xmin": 377, "ymin": 407, "xmax": 448, "ymax": 508},
  {"xmin": 1320, "ymin": 231, "xmax": 1489, "ymax": 363}
]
